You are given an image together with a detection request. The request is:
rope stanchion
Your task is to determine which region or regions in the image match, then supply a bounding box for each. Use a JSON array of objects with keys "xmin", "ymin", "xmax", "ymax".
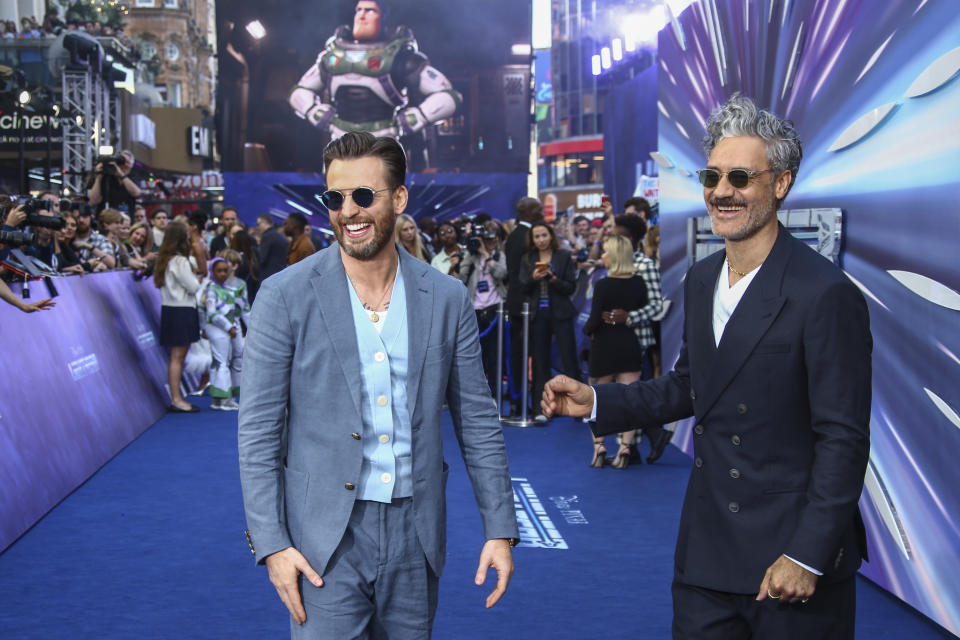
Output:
[
  {"xmin": 501, "ymin": 301, "xmax": 541, "ymax": 428},
  {"xmin": 477, "ymin": 316, "xmax": 498, "ymax": 339}
]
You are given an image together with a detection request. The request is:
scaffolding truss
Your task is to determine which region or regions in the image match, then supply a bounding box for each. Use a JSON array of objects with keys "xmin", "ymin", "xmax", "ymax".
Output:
[{"xmin": 61, "ymin": 68, "xmax": 121, "ymax": 196}]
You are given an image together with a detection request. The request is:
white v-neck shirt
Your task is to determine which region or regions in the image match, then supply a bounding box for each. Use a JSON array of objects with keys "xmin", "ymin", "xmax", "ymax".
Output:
[{"xmin": 712, "ymin": 258, "xmax": 761, "ymax": 347}]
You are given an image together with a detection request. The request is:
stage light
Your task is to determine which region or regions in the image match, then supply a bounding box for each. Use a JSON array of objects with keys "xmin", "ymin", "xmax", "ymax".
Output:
[
  {"xmin": 246, "ymin": 20, "xmax": 266, "ymax": 40},
  {"xmin": 532, "ymin": 0, "xmax": 551, "ymax": 49},
  {"xmin": 52, "ymin": 103, "xmax": 61, "ymax": 117},
  {"xmin": 591, "ymin": 55, "xmax": 602, "ymax": 76},
  {"xmin": 601, "ymin": 47, "xmax": 612, "ymax": 70},
  {"xmin": 75, "ymin": 114, "xmax": 84, "ymax": 127},
  {"xmin": 612, "ymin": 38, "xmax": 623, "ymax": 61},
  {"xmin": 624, "ymin": 35, "xmax": 637, "ymax": 53},
  {"xmin": 625, "ymin": 6, "xmax": 666, "ymax": 45},
  {"xmin": 511, "ymin": 44, "xmax": 532, "ymax": 57},
  {"xmin": 18, "ymin": 90, "xmax": 31, "ymax": 106}
]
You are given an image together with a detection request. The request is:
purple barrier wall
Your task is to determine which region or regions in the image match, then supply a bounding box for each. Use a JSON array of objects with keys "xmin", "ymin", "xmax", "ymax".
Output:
[
  {"xmin": 0, "ymin": 272, "xmax": 170, "ymax": 551},
  {"xmin": 653, "ymin": 0, "xmax": 960, "ymax": 634}
]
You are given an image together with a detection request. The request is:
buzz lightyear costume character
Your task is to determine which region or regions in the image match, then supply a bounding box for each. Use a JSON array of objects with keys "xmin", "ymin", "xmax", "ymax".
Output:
[
  {"xmin": 201, "ymin": 259, "xmax": 252, "ymax": 410},
  {"xmin": 288, "ymin": 0, "xmax": 461, "ymax": 140}
]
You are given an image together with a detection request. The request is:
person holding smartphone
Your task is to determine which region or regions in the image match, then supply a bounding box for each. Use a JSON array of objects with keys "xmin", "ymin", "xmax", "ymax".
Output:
[{"xmin": 518, "ymin": 222, "xmax": 581, "ymax": 423}]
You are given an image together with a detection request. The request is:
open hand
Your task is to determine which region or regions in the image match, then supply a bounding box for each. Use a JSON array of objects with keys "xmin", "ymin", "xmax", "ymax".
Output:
[{"xmin": 20, "ymin": 298, "xmax": 56, "ymax": 313}]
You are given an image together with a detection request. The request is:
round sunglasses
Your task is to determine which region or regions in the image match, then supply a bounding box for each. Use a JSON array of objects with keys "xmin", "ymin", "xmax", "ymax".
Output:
[
  {"xmin": 696, "ymin": 168, "xmax": 774, "ymax": 189},
  {"xmin": 320, "ymin": 187, "xmax": 391, "ymax": 211}
]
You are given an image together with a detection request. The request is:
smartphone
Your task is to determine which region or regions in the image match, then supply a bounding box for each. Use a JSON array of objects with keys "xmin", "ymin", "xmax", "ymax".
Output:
[
  {"xmin": 535, "ymin": 261, "xmax": 548, "ymax": 272},
  {"xmin": 601, "ymin": 194, "xmax": 611, "ymax": 207}
]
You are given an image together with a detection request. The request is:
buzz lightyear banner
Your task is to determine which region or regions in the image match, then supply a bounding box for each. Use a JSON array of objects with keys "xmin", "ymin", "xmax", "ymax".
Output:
[{"xmin": 216, "ymin": 0, "xmax": 532, "ymax": 174}]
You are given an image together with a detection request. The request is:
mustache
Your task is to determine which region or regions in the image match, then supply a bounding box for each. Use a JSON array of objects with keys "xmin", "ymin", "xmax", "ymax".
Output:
[{"xmin": 710, "ymin": 197, "xmax": 747, "ymax": 207}]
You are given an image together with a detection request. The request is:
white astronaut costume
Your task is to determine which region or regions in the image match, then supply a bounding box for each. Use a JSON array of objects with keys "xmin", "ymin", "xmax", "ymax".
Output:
[
  {"xmin": 201, "ymin": 273, "xmax": 251, "ymax": 409},
  {"xmin": 289, "ymin": 24, "xmax": 461, "ymax": 139}
]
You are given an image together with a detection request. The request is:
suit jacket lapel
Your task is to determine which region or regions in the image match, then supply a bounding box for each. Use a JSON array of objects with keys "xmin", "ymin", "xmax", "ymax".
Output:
[
  {"xmin": 400, "ymin": 248, "xmax": 433, "ymax": 418},
  {"xmin": 689, "ymin": 251, "xmax": 723, "ymax": 377},
  {"xmin": 697, "ymin": 227, "xmax": 792, "ymax": 417},
  {"xmin": 310, "ymin": 245, "xmax": 364, "ymax": 418}
]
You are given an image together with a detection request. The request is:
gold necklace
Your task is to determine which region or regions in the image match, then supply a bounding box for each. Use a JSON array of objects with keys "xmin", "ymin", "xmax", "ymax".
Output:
[
  {"xmin": 347, "ymin": 272, "xmax": 395, "ymax": 323},
  {"xmin": 726, "ymin": 258, "xmax": 750, "ymax": 278}
]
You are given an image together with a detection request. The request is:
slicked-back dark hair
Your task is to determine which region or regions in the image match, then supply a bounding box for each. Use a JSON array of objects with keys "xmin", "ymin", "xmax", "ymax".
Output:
[
  {"xmin": 515, "ymin": 197, "xmax": 543, "ymax": 223},
  {"xmin": 323, "ymin": 131, "xmax": 406, "ymax": 191},
  {"xmin": 623, "ymin": 197, "xmax": 651, "ymax": 217}
]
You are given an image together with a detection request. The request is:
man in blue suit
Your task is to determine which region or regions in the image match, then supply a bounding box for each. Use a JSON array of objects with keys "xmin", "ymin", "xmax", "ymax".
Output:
[
  {"xmin": 542, "ymin": 95, "xmax": 872, "ymax": 639},
  {"xmin": 239, "ymin": 132, "xmax": 519, "ymax": 638}
]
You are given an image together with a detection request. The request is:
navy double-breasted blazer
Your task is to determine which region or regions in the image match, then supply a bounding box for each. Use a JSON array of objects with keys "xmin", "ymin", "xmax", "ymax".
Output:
[{"xmin": 595, "ymin": 226, "xmax": 872, "ymax": 593}]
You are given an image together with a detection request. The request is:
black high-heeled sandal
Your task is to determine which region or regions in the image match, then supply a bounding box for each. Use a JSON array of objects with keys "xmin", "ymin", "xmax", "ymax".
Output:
[
  {"xmin": 590, "ymin": 442, "xmax": 607, "ymax": 468},
  {"xmin": 610, "ymin": 444, "xmax": 632, "ymax": 469}
]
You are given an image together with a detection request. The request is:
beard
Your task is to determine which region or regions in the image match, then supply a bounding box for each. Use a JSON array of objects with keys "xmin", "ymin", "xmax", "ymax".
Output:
[
  {"xmin": 708, "ymin": 185, "xmax": 777, "ymax": 242},
  {"xmin": 333, "ymin": 209, "xmax": 396, "ymax": 260}
]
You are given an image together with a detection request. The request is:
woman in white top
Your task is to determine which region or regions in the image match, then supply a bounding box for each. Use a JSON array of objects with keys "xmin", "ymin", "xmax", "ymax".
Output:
[{"xmin": 153, "ymin": 221, "xmax": 202, "ymax": 412}]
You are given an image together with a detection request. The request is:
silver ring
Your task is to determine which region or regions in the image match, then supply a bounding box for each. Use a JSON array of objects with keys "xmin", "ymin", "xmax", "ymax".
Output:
[{"xmin": 767, "ymin": 589, "xmax": 780, "ymax": 600}]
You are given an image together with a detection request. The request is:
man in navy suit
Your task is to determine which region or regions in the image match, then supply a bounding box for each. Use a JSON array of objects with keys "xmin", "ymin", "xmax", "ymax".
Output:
[
  {"xmin": 542, "ymin": 94, "xmax": 872, "ymax": 639},
  {"xmin": 239, "ymin": 132, "xmax": 518, "ymax": 638}
]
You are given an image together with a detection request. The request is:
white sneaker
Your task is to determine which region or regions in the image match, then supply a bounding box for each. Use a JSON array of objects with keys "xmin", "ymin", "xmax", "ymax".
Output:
[{"xmin": 211, "ymin": 398, "xmax": 239, "ymax": 411}]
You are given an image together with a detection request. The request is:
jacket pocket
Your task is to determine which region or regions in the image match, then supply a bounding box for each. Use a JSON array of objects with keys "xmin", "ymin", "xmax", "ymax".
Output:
[
  {"xmin": 762, "ymin": 485, "xmax": 806, "ymax": 495},
  {"xmin": 425, "ymin": 340, "xmax": 451, "ymax": 364},
  {"xmin": 754, "ymin": 342, "xmax": 791, "ymax": 355}
]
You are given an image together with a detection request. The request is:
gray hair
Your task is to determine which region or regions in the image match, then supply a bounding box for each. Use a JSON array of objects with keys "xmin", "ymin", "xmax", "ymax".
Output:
[{"xmin": 702, "ymin": 93, "xmax": 802, "ymax": 207}]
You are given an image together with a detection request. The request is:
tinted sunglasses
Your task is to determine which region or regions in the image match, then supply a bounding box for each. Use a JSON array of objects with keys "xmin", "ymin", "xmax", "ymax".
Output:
[
  {"xmin": 696, "ymin": 168, "xmax": 774, "ymax": 189},
  {"xmin": 320, "ymin": 187, "xmax": 391, "ymax": 210}
]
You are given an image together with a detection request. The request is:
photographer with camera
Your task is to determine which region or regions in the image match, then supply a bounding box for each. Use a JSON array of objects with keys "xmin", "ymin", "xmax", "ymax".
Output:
[
  {"xmin": 458, "ymin": 220, "xmax": 508, "ymax": 397},
  {"xmin": 70, "ymin": 203, "xmax": 116, "ymax": 270},
  {"xmin": 87, "ymin": 150, "xmax": 141, "ymax": 214},
  {"xmin": 0, "ymin": 202, "xmax": 57, "ymax": 312},
  {"xmin": 23, "ymin": 204, "xmax": 83, "ymax": 274}
]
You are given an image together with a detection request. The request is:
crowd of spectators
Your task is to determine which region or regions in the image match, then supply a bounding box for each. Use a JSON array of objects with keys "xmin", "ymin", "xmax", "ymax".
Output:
[
  {"xmin": 388, "ymin": 196, "xmax": 665, "ymax": 459},
  {"xmin": 3, "ymin": 7, "xmax": 137, "ymax": 52},
  {"xmin": 0, "ymin": 182, "xmax": 663, "ymax": 432}
]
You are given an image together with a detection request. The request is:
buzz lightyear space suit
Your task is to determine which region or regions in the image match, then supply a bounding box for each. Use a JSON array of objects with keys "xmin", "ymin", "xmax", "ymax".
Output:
[
  {"xmin": 201, "ymin": 277, "xmax": 251, "ymax": 404},
  {"xmin": 289, "ymin": 25, "xmax": 461, "ymax": 139}
]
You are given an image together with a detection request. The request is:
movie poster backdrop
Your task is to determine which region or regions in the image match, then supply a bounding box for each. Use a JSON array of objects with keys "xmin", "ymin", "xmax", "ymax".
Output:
[{"xmin": 216, "ymin": 0, "xmax": 531, "ymax": 175}]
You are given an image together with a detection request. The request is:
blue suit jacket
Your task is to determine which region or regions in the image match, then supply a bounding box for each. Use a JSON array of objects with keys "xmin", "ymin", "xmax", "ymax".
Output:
[
  {"xmin": 238, "ymin": 244, "xmax": 519, "ymax": 577},
  {"xmin": 595, "ymin": 227, "xmax": 872, "ymax": 593}
]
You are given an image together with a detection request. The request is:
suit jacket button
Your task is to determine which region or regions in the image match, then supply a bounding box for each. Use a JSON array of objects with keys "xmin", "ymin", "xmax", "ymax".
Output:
[
  {"xmin": 351, "ymin": 432, "xmax": 361, "ymax": 440},
  {"xmin": 737, "ymin": 403, "xmax": 748, "ymax": 415},
  {"xmin": 694, "ymin": 424, "xmax": 704, "ymax": 435},
  {"xmin": 344, "ymin": 482, "xmax": 355, "ymax": 490},
  {"xmin": 731, "ymin": 435, "xmax": 741, "ymax": 446},
  {"xmin": 729, "ymin": 468, "xmax": 740, "ymax": 479},
  {"xmin": 694, "ymin": 457, "xmax": 703, "ymax": 468},
  {"xmin": 728, "ymin": 502, "xmax": 740, "ymax": 513}
]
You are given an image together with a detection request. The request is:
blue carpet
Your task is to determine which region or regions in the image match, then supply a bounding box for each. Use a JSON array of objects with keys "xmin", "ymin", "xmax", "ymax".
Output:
[{"xmin": 0, "ymin": 403, "xmax": 954, "ymax": 638}]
